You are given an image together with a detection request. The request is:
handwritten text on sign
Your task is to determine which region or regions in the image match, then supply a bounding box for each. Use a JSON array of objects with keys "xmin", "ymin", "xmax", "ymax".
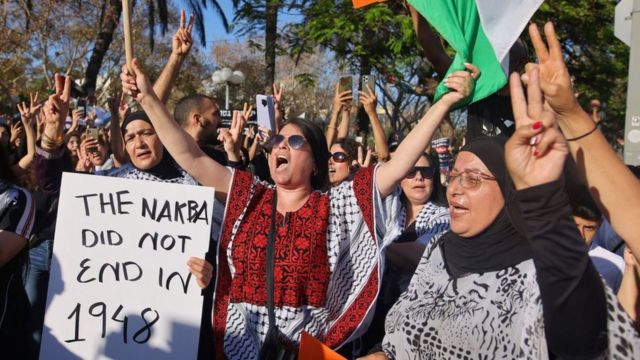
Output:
[{"xmin": 41, "ymin": 173, "xmax": 214, "ymax": 360}]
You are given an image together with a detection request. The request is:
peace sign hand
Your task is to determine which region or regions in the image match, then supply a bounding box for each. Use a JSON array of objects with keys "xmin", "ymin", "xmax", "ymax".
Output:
[
  {"xmin": 505, "ymin": 68, "xmax": 568, "ymax": 190},
  {"xmin": 526, "ymin": 22, "xmax": 579, "ymax": 118},
  {"xmin": 173, "ymin": 10, "xmax": 195, "ymax": 56}
]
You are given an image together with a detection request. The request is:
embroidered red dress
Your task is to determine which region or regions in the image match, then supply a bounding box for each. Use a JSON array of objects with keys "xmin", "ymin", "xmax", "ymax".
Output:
[{"xmin": 212, "ymin": 166, "xmax": 401, "ymax": 359}]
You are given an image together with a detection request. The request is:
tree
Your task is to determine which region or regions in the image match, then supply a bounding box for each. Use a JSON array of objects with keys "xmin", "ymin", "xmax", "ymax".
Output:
[
  {"xmin": 80, "ymin": 0, "xmax": 229, "ymax": 96},
  {"xmin": 533, "ymin": 1, "xmax": 630, "ymax": 140}
]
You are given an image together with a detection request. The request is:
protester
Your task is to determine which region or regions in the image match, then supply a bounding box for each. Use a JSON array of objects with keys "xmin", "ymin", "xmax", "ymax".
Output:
[
  {"xmin": 524, "ymin": 22, "xmax": 640, "ymax": 263},
  {"xmin": 0, "ymin": 144, "xmax": 36, "ymax": 358},
  {"xmin": 121, "ymin": 54, "xmax": 477, "ymax": 357},
  {"xmin": 350, "ymin": 152, "xmax": 450, "ymax": 356},
  {"xmin": 573, "ymin": 205, "xmax": 624, "ymax": 292},
  {"xmin": 361, "ymin": 67, "xmax": 639, "ymax": 359}
]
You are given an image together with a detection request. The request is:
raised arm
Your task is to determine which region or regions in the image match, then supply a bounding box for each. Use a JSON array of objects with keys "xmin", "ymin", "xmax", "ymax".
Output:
[
  {"xmin": 407, "ymin": 3, "xmax": 452, "ymax": 77},
  {"xmin": 528, "ymin": 22, "xmax": 640, "ymax": 260},
  {"xmin": 505, "ymin": 68, "xmax": 606, "ymax": 358},
  {"xmin": 107, "ymin": 93, "xmax": 129, "ymax": 166},
  {"xmin": 13, "ymin": 93, "xmax": 42, "ymax": 175},
  {"xmin": 326, "ymin": 82, "xmax": 352, "ymax": 147},
  {"xmin": 376, "ymin": 64, "xmax": 478, "ymax": 197},
  {"xmin": 153, "ymin": 10, "xmax": 194, "ymax": 104},
  {"xmin": 122, "ymin": 59, "xmax": 232, "ymax": 200},
  {"xmin": 360, "ymin": 83, "xmax": 389, "ymax": 161},
  {"xmin": 336, "ymin": 106, "xmax": 350, "ymax": 140}
]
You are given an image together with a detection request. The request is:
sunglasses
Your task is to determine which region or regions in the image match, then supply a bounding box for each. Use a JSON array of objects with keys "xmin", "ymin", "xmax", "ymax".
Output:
[
  {"xmin": 405, "ymin": 166, "xmax": 435, "ymax": 179},
  {"xmin": 331, "ymin": 151, "xmax": 349, "ymax": 163},
  {"xmin": 268, "ymin": 134, "xmax": 306, "ymax": 150}
]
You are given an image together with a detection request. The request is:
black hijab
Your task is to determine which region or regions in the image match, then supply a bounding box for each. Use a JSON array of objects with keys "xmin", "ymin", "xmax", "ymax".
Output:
[
  {"xmin": 121, "ymin": 111, "xmax": 182, "ymax": 180},
  {"xmin": 441, "ymin": 136, "xmax": 532, "ymax": 278}
]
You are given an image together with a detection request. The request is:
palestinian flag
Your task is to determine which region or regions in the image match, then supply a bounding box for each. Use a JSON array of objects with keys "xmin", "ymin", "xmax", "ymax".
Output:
[{"xmin": 409, "ymin": 0, "xmax": 542, "ymax": 106}]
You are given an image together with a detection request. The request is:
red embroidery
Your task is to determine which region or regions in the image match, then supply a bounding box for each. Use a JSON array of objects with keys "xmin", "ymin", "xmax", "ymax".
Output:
[
  {"xmin": 324, "ymin": 166, "xmax": 378, "ymax": 347},
  {"xmin": 230, "ymin": 189, "xmax": 331, "ymax": 308},
  {"xmin": 213, "ymin": 170, "xmax": 254, "ymax": 359}
]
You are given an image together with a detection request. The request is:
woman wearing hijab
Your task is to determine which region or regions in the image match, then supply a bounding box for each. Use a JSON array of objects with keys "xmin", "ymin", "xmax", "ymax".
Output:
[
  {"xmin": 362, "ymin": 70, "xmax": 639, "ymax": 359},
  {"xmin": 120, "ymin": 59, "xmax": 478, "ymax": 358}
]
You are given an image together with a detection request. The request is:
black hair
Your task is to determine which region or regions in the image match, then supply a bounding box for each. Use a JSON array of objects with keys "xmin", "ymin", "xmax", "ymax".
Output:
[
  {"xmin": 0, "ymin": 145, "xmax": 16, "ymax": 183},
  {"xmin": 282, "ymin": 118, "xmax": 330, "ymax": 191},
  {"xmin": 332, "ymin": 137, "xmax": 359, "ymax": 162},
  {"xmin": 402, "ymin": 152, "xmax": 447, "ymax": 207},
  {"xmin": 174, "ymin": 94, "xmax": 216, "ymax": 126},
  {"xmin": 573, "ymin": 205, "xmax": 602, "ymax": 223}
]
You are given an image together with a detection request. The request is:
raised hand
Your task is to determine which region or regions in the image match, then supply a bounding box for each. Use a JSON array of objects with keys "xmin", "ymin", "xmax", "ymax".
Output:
[
  {"xmin": 527, "ymin": 22, "xmax": 579, "ymax": 117},
  {"xmin": 9, "ymin": 121, "xmax": 23, "ymax": 146},
  {"xmin": 359, "ymin": 84, "xmax": 377, "ymax": 115},
  {"xmin": 505, "ymin": 69, "xmax": 568, "ymax": 190},
  {"xmin": 172, "ymin": 10, "xmax": 195, "ymax": 56},
  {"xmin": 272, "ymin": 82, "xmax": 284, "ymax": 105},
  {"xmin": 333, "ymin": 82, "xmax": 352, "ymax": 112},
  {"xmin": 222, "ymin": 110, "xmax": 246, "ymax": 157},
  {"xmin": 121, "ymin": 58, "xmax": 155, "ymax": 103},
  {"xmin": 42, "ymin": 74, "xmax": 72, "ymax": 141},
  {"xmin": 242, "ymin": 102, "xmax": 253, "ymax": 121},
  {"xmin": 17, "ymin": 92, "xmax": 42, "ymax": 127},
  {"xmin": 439, "ymin": 63, "xmax": 479, "ymax": 107}
]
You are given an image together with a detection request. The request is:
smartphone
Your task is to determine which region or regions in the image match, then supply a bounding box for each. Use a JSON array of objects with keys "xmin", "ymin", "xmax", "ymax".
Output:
[
  {"xmin": 339, "ymin": 76, "xmax": 353, "ymax": 93},
  {"xmin": 85, "ymin": 127, "xmax": 99, "ymax": 153},
  {"xmin": 256, "ymin": 95, "xmax": 276, "ymax": 132},
  {"xmin": 77, "ymin": 99, "xmax": 87, "ymax": 118},
  {"xmin": 360, "ymin": 74, "xmax": 375, "ymax": 95}
]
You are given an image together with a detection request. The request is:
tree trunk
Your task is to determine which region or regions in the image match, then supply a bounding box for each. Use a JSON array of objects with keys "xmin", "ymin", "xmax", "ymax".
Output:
[
  {"xmin": 264, "ymin": 0, "xmax": 278, "ymax": 92},
  {"xmin": 82, "ymin": 0, "xmax": 123, "ymax": 96}
]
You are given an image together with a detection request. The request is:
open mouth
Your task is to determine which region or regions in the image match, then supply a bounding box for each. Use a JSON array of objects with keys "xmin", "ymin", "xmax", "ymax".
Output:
[{"xmin": 276, "ymin": 155, "xmax": 289, "ymax": 170}]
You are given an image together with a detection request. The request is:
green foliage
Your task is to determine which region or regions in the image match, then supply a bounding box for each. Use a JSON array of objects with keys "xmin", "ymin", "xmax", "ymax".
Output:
[
  {"xmin": 533, "ymin": 1, "xmax": 629, "ymax": 139},
  {"xmin": 288, "ymin": 0, "xmax": 418, "ymax": 77}
]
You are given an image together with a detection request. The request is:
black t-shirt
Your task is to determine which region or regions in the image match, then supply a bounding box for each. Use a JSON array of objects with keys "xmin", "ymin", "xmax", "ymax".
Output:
[{"xmin": 466, "ymin": 94, "xmax": 515, "ymax": 142}]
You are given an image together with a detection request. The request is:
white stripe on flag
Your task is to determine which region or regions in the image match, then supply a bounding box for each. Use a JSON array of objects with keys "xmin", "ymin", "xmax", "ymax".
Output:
[{"xmin": 476, "ymin": 0, "xmax": 543, "ymax": 70}]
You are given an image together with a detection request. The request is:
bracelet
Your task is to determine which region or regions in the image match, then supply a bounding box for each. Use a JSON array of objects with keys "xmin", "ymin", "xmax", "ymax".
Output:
[
  {"xmin": 41, "ymin": 132, "xmax": 64, "ymax": 148},
  {"xmin": 565, "ymin": 124, "xmax": 598, "ymax": 142}
]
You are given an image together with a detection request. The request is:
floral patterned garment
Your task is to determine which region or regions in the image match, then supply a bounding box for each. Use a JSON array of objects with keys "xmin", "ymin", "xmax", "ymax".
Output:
[{"xmin": 212, "ymin": 166, "xmax": 402, "ymax": 359}]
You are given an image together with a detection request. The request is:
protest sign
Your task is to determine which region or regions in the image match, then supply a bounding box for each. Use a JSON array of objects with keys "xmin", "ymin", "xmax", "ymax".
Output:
[{"xmin": 40, "ymin": 173, "xmax": 214, "ymax": 359}]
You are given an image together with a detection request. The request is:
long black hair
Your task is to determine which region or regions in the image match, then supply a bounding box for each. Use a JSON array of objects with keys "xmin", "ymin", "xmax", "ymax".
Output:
[{"xmin": 281, "ymin": 118, "xmax": 330, "ymax": 191}]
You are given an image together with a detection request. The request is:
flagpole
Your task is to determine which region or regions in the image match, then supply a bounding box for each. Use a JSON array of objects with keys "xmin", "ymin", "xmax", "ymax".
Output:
[{"xmin": 122, "ymin": 0, "xmax": 134, "ymax": 74}]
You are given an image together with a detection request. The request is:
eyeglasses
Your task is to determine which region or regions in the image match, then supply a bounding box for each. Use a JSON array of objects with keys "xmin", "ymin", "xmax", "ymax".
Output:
[
  {"xmin": 405, "ymin": 166, "xmax": 434, "ymax": 179},
  {"xmin": 268, "ymin": 134, "xmax": 306, "ymax": 150},
  {"xmin": 331, "ymin": 151, "xmax": 349, "ymax": 163},
  {"xmin": 446, "ymin": 170, "xmax": 497, "ymax": 189}
]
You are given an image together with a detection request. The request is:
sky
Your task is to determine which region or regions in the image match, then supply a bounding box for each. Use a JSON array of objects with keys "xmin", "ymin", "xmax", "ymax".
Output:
[{"xmin": 191, "ymin": 0, "xmax": 303, "ymax": 52}]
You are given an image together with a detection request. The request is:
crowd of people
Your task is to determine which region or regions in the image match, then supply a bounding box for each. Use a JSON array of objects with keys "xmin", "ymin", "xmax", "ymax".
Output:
[{"xmin": 1, "ymin": 7, "xmax": 640, "ymax": 360}]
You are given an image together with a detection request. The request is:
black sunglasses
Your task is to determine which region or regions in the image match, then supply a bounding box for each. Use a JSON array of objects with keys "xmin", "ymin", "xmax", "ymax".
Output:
[
  {"xmin": 331, "ymin": 151, "xmax": 349, "ymax": 163},
  {"xmin": 268, "ymin": 134, "xmax": 306, "ymax": 150},
  {"xmin": 405, "ymin": 166, "xmax": 434, "ymax": 179}
]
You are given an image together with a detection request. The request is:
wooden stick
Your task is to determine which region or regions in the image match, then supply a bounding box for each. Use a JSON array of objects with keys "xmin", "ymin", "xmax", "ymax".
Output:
[{"xmin": 122, "ymin": 0, "xmax": 133, "ymax": 74}]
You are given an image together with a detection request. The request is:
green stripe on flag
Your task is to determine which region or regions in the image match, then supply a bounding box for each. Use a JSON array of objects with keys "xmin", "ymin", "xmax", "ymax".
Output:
[{"xmin": 408, "ymin": 0, "xmax": 507, "ymax": 107}]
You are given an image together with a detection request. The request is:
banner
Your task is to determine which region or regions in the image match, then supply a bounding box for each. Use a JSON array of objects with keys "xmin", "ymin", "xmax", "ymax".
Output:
[{"xmin": 40, "ymin": 173, "xmax": 214, "ymax": 359}]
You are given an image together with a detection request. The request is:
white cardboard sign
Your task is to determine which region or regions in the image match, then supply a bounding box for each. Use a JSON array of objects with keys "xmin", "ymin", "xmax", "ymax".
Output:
[{"xmin": 40, "ymin": 173, "xmax": 214, "ymax": 360}]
